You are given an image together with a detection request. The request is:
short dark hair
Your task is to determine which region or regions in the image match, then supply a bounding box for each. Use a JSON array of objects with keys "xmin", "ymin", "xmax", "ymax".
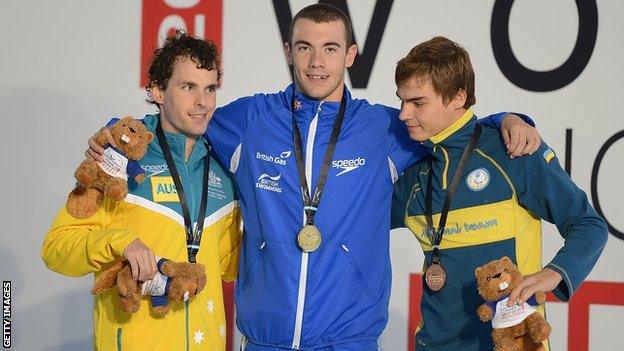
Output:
[
  {"xmin": 146, "ymin": 30, "xmax": 221, "ymax": 106},
  {"xmin": 288, "ymin": 3, "xmax": 353, "ymax": 46},
  {"xmin": 395, "ymin": 36, "xmax": 476, "ymax": 108}
]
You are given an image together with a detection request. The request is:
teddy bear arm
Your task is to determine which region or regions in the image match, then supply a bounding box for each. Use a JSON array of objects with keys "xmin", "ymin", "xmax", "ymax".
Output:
[
  {"xmin": 151, "ymin": 295, "xmax": 170, "ymax": 316},
  {"xmin": 104, "ymin": 177, "xmax": 128, "ymax": 201},
  {"xmin": 534, "ymin": 291, "xmax": 546, "ymax": 304},
  {"xmin": 159, "ymin": 261, "xmax": 177, "ymax": 277},
  {"xmin": 525, "ymin": 312, "xmax": 551, "ymax": 343},
  {"xmin": 134, "ymin": 173, "xmax": 146, "ymax": 183},
  {"xmin": 116, "ymin": 267, "xmax": 137, "ymax": 297},
  {"xmin": 93, "ymin": 129, "xmax": 111, "ymax": 147},
  {"xmin": 193, "ymin": 263, "xmax": 207, "ymax": 292},
  {"xmin": 477, "ymin": 303, "xmax": 494, "ymax": 322},
  {"xmin": 492, "ymin": 328, "xmax": 517, "ymax": 351}
]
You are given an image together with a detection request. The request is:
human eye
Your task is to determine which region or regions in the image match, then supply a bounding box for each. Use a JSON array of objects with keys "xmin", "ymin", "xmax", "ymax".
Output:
[{"xmin": 297, "ymin": 45, "xmax": 310, "ymax": 52}]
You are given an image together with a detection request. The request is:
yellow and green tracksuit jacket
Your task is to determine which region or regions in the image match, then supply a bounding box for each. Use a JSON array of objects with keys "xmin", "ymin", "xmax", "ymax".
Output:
[
  {"xmin": 391, "ymin": 110, "xmax": 607, "ymax": 351},
  {"xmin": 42, "ymin": 114, "xmax": 242, "ymax": 351}
]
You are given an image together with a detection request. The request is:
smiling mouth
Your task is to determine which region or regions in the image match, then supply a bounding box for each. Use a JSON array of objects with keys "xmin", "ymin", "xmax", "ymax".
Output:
[
  {"xmin": 306, "ymin": 74, "xmax": 329, "ymax": 81},
  {"xmin": 188, "ymin": 113, "xmax": 207, "ymax": 119}
]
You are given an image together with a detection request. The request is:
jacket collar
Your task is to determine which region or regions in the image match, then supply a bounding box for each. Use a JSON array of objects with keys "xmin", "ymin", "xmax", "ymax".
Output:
[
  {"xmin": 421, "ymin": 109, "xmax": 478, "ymax": 153},
  {"xmin": 143, "ymin": 114, "xmax": 208, "ymax": 164},
  {"xmin": 284, "ymin": 83, "xmax": 354, "ymax": 120}
]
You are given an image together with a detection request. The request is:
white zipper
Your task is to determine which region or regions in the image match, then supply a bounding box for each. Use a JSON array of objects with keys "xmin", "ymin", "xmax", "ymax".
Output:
[{"xmin": 291, "ymin": 102, "xmax": 323, "ymax": 349}]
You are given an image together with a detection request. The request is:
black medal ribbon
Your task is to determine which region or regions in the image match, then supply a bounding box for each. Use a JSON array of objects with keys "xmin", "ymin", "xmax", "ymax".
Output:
[
  {"xmin": 291, "ymin": 90, "xmax": 347, "ymax": 228},
  {"xmin": 155, "ymin": 120, "xmax": 210, "ymax": 263},
  {"xmin": 425, "ymin": 124, "xmax": 483, "ymax": 265}
]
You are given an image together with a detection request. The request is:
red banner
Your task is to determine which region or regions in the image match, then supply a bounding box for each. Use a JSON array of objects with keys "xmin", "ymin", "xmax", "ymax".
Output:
[{"xmin": 141, "ymin": 0, "xmax": 223, "ymax": 87}]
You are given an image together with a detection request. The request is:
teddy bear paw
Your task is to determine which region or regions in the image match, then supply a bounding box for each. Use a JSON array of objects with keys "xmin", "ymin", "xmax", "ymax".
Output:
[
  {"xmin": 494, "ymin": 337, "xmax": 519, "ymax": 351},
  {"xmin": 75, "ymin": 170, "xmax": 95, "ymax": 187},
  {"xmin": 119, "ymin": 297, "xmax": 140, "ymax": 313},
  {"xmin": 152, "ymin": 305, "xmax": 170, "ymax": 316},
  {"xmin": 529, "ymin": 323, "xmax": 551, "ymax": 343},
  {"xmin": 107, "ymin": 186, "xmax": 127, "ymax": 201}
]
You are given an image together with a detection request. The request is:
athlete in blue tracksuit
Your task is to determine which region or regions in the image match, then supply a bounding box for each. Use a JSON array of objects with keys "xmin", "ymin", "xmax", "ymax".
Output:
[{"xmin": 207, "ymin": 84, "xmax": 528, "ymax": 350}]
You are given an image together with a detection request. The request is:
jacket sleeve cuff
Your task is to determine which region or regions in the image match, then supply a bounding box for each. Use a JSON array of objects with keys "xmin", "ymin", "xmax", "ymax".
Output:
[
  {"xmin": 480, "ymin": 112, "xmax": 536, "ymax": 129},
  {"xmin": 510, "ymin": 112, "xmax": 535, "ymax": 127},
  {"xmin": 109, "ymin": 230, "xmax": 139, "ymax": 257},
  {"xmin": 545, "ymin": 262, "xmax": 573, "ymax": 301}
]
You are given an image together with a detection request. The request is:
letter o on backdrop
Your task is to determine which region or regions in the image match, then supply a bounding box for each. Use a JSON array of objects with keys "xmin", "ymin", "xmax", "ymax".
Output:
[{"xmin": 491, "ymin": 0, "xmax": 598, "ymax": 92}]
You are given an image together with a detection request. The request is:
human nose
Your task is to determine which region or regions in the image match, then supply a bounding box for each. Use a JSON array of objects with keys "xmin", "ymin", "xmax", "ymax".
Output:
[
  {"xmin": 194, "ymin": 90, "xmax": 207, "ymax": 108},
  {"xmin": 399, "ymin": 104, "xmax": 411, "ymax": 122},
  {"xmin": 309, "ymin": 49, "xmax": 324, "ymax": 68}
]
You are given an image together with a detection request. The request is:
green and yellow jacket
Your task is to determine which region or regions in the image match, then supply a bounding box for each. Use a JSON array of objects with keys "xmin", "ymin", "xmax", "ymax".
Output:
[
  {"xmin": 42, "ymin": 114, "xmax": 241, "ymax": 351},
  {"xmin": 391, "ymin": 109, "xmax": 607, "ymax": 351}
]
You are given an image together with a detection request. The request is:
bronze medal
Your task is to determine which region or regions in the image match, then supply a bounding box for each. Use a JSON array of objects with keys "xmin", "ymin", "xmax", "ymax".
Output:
[
  {"xmin": 297, "ymin": 225, "xmax": 322, "ymax": 252},
  {"xmin": 424, "ymin": 262, "xmax": 447, "ymax": 292}
]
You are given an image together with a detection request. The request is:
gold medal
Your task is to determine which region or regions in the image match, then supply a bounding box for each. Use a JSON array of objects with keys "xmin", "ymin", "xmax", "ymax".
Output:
[
  {"xmin": 297, "ymin": 225, "xmax": 322, "ymax": 252},
  {"xmin": 424, "ymin": 262, "xmax": 447, "ymax": 292}
]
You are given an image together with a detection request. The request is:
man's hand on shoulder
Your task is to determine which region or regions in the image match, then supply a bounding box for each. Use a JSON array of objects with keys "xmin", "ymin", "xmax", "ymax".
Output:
[{"xmin": 501, "ymin": 114, "xmax": 541, "ymax": 158}]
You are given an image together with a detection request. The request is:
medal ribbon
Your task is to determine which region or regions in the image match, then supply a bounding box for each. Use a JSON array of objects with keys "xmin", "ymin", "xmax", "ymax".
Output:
[
  {"xmin": 155, "ymin": 120, "xmax": 210, "ymax": 263},
  {"xmin": 425, "ymin": 124, "xmax": 482, "ymax": 264},
  {"xmin": 291, "ymin": 90, "xmax": 347, "ymax": 227}
]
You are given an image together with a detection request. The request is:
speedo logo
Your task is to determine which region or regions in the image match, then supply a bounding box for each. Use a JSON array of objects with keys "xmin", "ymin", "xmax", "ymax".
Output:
[
  {"xmin": 256, "ymin": 150, "xmax": 291, "ymax": 166},
  {"xmin": 142, "ymin": 164, "xmax": 169, "ymax": 178},
  {"xmin": 332, "ymin": 157, "xmax": 366, "ymax": 176},
  {"xmin": 255, "ymin": 173, "xmax": 283, "ymax": 193}
]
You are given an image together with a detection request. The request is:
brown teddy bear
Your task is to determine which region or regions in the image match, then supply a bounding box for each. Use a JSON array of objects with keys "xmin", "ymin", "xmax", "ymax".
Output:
[
  {"xmin": 66, "ymin": 116, "xmax": 153, "ymax": 218},
  {"xmin": 92, "ymin": 258, "xmax": 207, "ymax": 316},
  {"xmin": 475, "ymin": 257, "xmax": 552, "ymax": 351}
]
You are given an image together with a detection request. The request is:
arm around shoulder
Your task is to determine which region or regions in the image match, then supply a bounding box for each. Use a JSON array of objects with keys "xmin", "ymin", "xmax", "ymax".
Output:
[{"xmin": 209, "ymin": 95, "xmax": 265, "ymax": 172}]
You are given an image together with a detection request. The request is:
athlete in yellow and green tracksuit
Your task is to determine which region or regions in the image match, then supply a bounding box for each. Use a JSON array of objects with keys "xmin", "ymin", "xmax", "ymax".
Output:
[
  {"xmin": 42, "ymin": 114, "xmax": 241, "ymax": 351},
  {"xmin": 391, "ymin": 109, "xmax": 607, "ymax": 351}
]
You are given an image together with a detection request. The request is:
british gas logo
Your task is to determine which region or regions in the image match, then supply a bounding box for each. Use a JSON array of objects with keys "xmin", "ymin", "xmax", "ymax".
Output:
[
  {"xmin": 150, "ymin": 176, "xmax": 179, "ymax": 202},
  {"xmin": 256, "ymin": 150, "xmax": 291, "ymax": 166}
]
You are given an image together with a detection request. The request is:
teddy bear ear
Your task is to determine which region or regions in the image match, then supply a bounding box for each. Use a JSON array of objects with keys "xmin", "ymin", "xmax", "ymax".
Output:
[
  {"xmin": 145, "ymin": 132, "xmax": 154, "ymax": 143},
  {"xmin": 475, "ymin": 266, "xmax": 482, "ymax": 277},
  {"xmin": 119, "ymin": 116, "xmax": 133, "ymax": 125},
  {"xmin": 500, "ymin": 256, "xmax": 512, "ymax": 264}
]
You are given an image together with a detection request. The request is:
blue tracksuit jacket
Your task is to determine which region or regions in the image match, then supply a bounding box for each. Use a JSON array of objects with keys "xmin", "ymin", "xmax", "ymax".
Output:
[{"xmin": 208, "ymin": 85, "xmax": 516, "ymax": 350}]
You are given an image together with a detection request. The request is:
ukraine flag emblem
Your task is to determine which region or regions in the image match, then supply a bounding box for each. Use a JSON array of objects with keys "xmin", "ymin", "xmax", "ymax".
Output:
[{"xmin": 542, "ymin": 148, "xmax": 556, "ymax": 164}]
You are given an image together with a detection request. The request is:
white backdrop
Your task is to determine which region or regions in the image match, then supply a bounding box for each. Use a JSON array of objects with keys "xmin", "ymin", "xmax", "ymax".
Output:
[{"xmin": 1, "ymin": 1, "xmax": 622, "ymax": 350}]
